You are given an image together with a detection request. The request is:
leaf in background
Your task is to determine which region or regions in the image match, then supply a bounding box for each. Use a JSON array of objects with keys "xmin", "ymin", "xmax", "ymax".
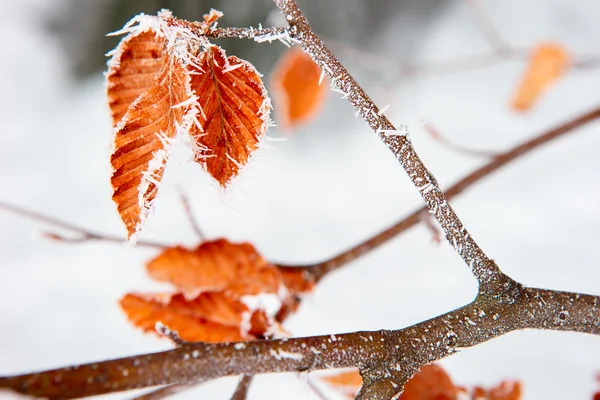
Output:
[
  {"xmin": 110, "ymin": 55, "xmax": 189, "ymax": 239},
  {"xmin": 146, "ymin": 239, "xmax": 281, "ymax": 295},
  {"xmin": 106, "ymin": 29, "xmax": 165, "ymax": 125},
  {"xmin": 271, "ymin": 47, "xmax": 329, "ymax": 131},
  {"xmin": 472, "ymin": 381, "xmax": 521, "ymax": 400},
  {"xmin": 120, "ymin": 292, "xmax": 271, "ymax": 342},
  {"xmin": 400, "ymin": 364, "xmax": 463, "ymax": 400},
  {"xmin": 321, "ymin": 365, "xmax": 465, "ymax": 400},
  {"xmin": 321, "ymin": 369, "xmax": 363, "ymax": 398},
  {"xmin": 511, "ymin": 42, "xmax": 569, "ymax": 111},
  {"xmin": 188, "ymin": 45, "xmax": 271, "ymax": 186}
]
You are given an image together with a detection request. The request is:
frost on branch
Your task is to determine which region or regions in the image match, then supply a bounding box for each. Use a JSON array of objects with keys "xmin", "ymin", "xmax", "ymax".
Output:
[{"xmin": 106, "ymin": 11, "xmax": 271, "ymax": 238}]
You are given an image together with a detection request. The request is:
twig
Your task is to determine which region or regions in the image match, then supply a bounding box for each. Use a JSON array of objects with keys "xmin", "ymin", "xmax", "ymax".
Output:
[
  {"xmin": 278, "ymin": 105, "xmax": 600, "ymax": 282},
  {"xmin": 179, "ymin": 192, "xmax": 205, "ymax": 241},
  {"xmin": 1, "ymin": 286, "xmax": 597, "ymax": 399},
  {"xmin": 422, "ymin": 121, "xmax": 500, "ymax": 159},
  {"xmin": 466, "ymin": 0, "xmax": 511, "ymax": 53},
  {"xmin": 230, "ymin": 375, "xmax": 253, "ymax": 400},
  {"xmin": 0, "ymin": 200, "xmax": 167, "ymax": 248},
  {"xmin": 305, "ymin": 378, "xmax": 331, "ymax": 400}
]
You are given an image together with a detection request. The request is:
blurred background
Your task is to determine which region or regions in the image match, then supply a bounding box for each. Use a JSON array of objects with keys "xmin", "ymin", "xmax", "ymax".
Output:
[{"xmin": 1, "ymin": 0, "xmax": 600, "ymax": 398}]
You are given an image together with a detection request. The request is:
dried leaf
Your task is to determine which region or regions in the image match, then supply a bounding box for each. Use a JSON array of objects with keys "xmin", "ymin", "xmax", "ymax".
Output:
[
  {"xmin": 279, "ymin": 268, "xmax": 315, "ymax": 294},
  {"xmin": 322, "ymin": 369, "xmax": 363, "ymax": 397},
  {"xmin": 120, "ymin": 292, "xmax": 270, "ymax": 342},
  {"xmin": 106, "ymin": 29, "xmax": 165, "ymax": 125},
  {"xmin": 188, "ymin": 45, "xmax": 271, "ymax": 186},
  {"xmin": 401, "ymin": 364, "xmax": 463, "ymax": 400},
  {"xmin": 146, "ymin": 239, "xmax": 281, "ymax": 295},
  {"xmin": 110, "ymin": 55, "xmax": 189, "ymax": 238},
  {"xmin": 511, "ymin": 42, "xmax": 570, "ymax": 111},
  {"xmin": 271, "ymin": 47, "xmax": 329, "ymax": 131},
  {"xmin": 322, "ymin": 365, "xmax": 464, "ymax": 400},
  {"xmin": 472, "ymin": 381, "xmax": 521, "ymax": 400}
]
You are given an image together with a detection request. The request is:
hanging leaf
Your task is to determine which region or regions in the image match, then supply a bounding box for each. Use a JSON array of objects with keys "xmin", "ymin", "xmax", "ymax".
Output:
[
  {"xmin": 271, "ymin": 47, "xmax": 329, "ymax": 131},
  {"xmin": 106, "ymin": 29, "xmax": 165, "ymax": 125},
  {"xmin": 188, "ymin": 45, "xmax": 271, "ymax": 186},
  {"xmin": 110, "ymin": 55, "xmax": 189, "ymax": 239},
  {"xmin": 511, "ymin": 42, "xmax": 570, "ymax": 111},
  {"xmin": 120, "ymin": 292, "xmax": 271, "ymax": 342},
  {"xmin": 146, "ymin": 239, "xmax": 281, "ymax": 296}
]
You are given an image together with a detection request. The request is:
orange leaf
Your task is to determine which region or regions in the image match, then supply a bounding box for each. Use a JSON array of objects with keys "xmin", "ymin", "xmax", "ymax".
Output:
[
  {"xmin": 146, "ymin": 239, "xmax": 281, "ymax": 295},
  {"xmin": 472, "ymin": 381, "xmax": 521, "ymax": 400},
  {"xmin": 401, "ymin": 364, "xmax": 463, "ymax": 400},
  {"xmin": 271, "ymin": 47, "xmax": 329, "ymax": 131},
  {"xmin": 188, "ymin": 45, "xmax": 271, "ymax": 186},
  {"xmin": 511, "ymin": 42, "xmax": 569, "ymax": 111},
  {"xmin": 106, "ymin": 30, "xmax": 165, "ymax": 126},
  {"xmin": 279, "ymin": 268, "xmax": 315, "ymax": 294},
  {"xmin": 109, "ymin": 54, "xmax": 189, "ymax": 239},
  {"xmin": 322, "ymin": 369, "xmax": 363, "ymax": 396},
  {"xmin": 120, "ymin": 292, "xmax": 270, "ymax": 342}
]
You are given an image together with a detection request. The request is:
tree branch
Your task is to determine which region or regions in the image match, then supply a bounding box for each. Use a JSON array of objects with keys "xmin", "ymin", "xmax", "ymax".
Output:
[
  {"xmin": 1, "ymin": 283, "xmax": 597, "ymax": 399},
  {"xmin": 230, "ymin": 375, "xmax": 253, "ymax": 400},
  {"xmin": 272, "ymin": 0, "xmax": 501, "ymax": 286},
  {"xmin": 278, "ymin": 105, "xmax": 600, "ymax": 282},
  {"xmin": 0, "ymin": 200, "xmax": 166, "ymax": 248}
]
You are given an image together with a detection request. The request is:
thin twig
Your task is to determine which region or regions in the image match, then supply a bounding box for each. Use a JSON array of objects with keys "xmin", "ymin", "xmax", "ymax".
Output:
[
  {"xmin": 466, "ymin": 0, "xmax": 511, "ymax": 53},
  {"xmin": 179, "ymin": 191, "xmax": 205, "ymax": 241},
  {"xmin": 230, "ymin": 375, "xmax": 253, "ymax": 400},
  {"xmin": 305, "ymin": 378, "xmax": 331, "ymax": 400},
  {"xmin": 0, "ymin": 200, "xmax": 167, "ymax": 248},
  {"xmin": 277, "ymin": 105, "xmax": 600, "ymax": 282},
  {"xmin": 422, "ymin": 120, "xmax": 500, "ymax": 159}
]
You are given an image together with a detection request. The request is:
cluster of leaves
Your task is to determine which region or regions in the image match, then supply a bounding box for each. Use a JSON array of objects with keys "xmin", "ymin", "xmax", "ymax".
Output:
[
  {"xmin": 107, "ymin": 9, "xmax": 327, "ymax": 241},
  {"xmin": 120, "ymin": 238, "xmax": 314, "ymax": 342},
  {"xmin": 107, "ymin": 10, "xmax": 271, "ymax": 239}
]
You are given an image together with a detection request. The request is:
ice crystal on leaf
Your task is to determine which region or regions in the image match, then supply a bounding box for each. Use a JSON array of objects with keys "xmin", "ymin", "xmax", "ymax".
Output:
[{"xmin": 106, "ymin": 10, "xmax": 271, "ymax": 239}]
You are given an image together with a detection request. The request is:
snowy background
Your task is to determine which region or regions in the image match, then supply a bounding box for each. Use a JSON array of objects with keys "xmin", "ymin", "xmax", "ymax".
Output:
[{"xmin": 1, "ymin": 0, "xmax": 600, "ymax": 399}]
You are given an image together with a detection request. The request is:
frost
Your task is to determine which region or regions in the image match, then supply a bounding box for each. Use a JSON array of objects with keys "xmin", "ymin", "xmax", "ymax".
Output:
[{"xmin": 270, "ymin": 348, "xmax": 304, "ymax": 361}]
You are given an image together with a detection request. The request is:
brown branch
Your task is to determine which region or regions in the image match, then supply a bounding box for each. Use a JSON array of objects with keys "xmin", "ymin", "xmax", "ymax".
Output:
[
  {"xmin": 1, "ymin": 282, "xmax": 597, "ymax": 399},
  {"xmin": 178, "ymin": 192, "xmax": 206, "ymax": 241},
  {"xmin": 277, "ymin": 105, "xmax": 600, "ymax": 282},
  {"xmin": 230, "ymin": 375, "xmax": 253, "ymax": 400},
  {"xmin": 273, "ymin": 0, "xmax": 501, "ymax": 287},
  {"xmin": 0, "ymin": 200, "xmax": 167, "ymax": 248}
]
